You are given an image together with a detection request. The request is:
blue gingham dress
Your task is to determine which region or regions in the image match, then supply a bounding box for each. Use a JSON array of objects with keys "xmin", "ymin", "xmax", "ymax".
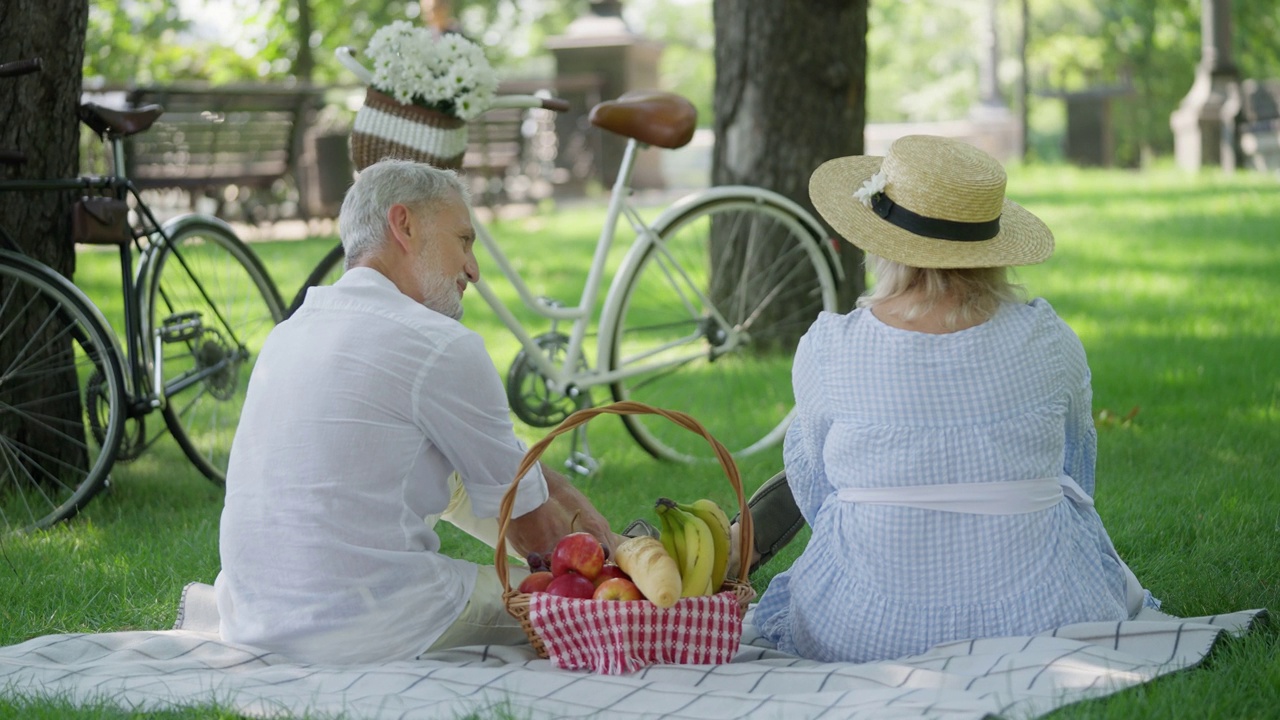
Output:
[{"xmin": 753, "ymin": 299, "xmax": 1135, "ymax": 663}]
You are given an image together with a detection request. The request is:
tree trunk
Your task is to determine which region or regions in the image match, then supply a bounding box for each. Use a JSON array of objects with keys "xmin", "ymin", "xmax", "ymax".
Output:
[
  {"xmin": 0, "ymin": 0, "xmax": 92, "ymax": 489},
  {"xmin": 712, "ymin": 0, "xmax": 868, "ymax": 320},
  {"xmin": 295, "ymin": 0, "xmax": 315, "ymax": 82}
]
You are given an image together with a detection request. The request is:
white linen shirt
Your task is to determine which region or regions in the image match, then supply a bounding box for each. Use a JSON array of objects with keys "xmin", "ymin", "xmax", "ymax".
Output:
[{"xmin": 214, "ymin": 267, "xmax": 547, "ymax": 664}]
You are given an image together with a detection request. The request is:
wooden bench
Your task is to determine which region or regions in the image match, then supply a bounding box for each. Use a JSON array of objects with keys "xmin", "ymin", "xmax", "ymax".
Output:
[
  {"xmin": 123, "ymin": 85, "xmax": 324, "ymax": 215},
  {"xmin": 1236, "ymin": 79, "xmax": 1280, "ymax": 172}
]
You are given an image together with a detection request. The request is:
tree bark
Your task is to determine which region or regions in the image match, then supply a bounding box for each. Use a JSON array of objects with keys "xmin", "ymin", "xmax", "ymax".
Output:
[
  {"xmin": 712, "ymin": 0, "xmax": 868, "ymax": 318},
  {"xmin": 295, "ymin": 0, "xmax": 315, "ymax": 82},
  {"xmin": 0, "ymin": 0, "xmax": 92, "ymax": 488}
]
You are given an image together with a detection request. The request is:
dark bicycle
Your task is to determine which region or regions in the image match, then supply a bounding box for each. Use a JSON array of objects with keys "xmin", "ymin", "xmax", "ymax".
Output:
[{"xmin": 0, "ymin": 58, "xmax": 285, "ymax": 532}]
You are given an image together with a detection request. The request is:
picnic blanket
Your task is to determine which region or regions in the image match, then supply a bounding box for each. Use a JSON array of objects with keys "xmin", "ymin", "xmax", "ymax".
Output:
[{"xmin": 0, "ymin": 582, "xmax": 1265, "ymax": 720}]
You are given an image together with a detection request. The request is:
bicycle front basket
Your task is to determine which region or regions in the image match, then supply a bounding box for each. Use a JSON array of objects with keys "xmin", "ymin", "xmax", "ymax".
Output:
[{"xmin": 350, "ymin": 88, "xmax": 467, "ymax": 171}]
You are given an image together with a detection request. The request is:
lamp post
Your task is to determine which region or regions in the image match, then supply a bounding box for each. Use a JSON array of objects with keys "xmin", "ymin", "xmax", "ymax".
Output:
[{"xmin": 1170, "ymin": 0, "xmax": 1239, "ymax": 171}]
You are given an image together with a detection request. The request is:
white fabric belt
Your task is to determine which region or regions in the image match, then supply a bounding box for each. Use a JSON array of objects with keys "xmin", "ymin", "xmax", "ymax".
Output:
[
  {"xmin": 835, "ymin": 475, "xmax": 1093, "ymax": 515},
  {"xmin": 835, "ymin": 474, "xmax": 1146, "ymax": 615}
]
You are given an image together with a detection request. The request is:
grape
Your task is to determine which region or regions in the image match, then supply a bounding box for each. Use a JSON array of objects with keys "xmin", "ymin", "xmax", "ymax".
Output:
[{"xmin": 526, "ymin": 551, "xmax": 548, "ymax": 572}]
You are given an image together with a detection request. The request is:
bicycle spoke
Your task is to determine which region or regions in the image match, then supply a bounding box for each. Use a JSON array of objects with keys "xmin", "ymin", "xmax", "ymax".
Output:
[
  {"xmin": 0, "ymin": 441, "xmax": 49, "ymax": 526},
  {"xmin": 0, "ymin": 258, "xmax": 120, "ymax": 532},
  {"xmin": 0, "ymin": 294, "xmax": 70, "ymax": 383},
  {"xmin": 149, "ymin": 221, "xmax": 281, "ymax": 485},
  {"xmin": 0, "ymin": 432, "xmax": 90, "ymax": 489},
  {"xmin": 609, "ymin": 197, "xmax": 836, "ymax": 462}
]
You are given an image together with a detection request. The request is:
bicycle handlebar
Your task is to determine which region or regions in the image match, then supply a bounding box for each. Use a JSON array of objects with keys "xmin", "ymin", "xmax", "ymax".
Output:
[
  {"xmin": 335, "ymin": 46, "xmax": 571, "ymax": 115},
  {"xmin": 488, "ymin": 94, "xmax": 571, "ymax": 113},
  {"xmin": 0, "ymin": 150, "xmax": 26, "ymax": 165},
  {"xmin": 0, "ymin": 58, "xmax": 41, "ymax": 79}
]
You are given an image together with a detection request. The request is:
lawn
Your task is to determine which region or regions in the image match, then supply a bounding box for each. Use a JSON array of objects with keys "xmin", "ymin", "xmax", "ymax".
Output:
[{"xmin": 2, "ymin": 163, "xmax": 1278, "ymax": 718}]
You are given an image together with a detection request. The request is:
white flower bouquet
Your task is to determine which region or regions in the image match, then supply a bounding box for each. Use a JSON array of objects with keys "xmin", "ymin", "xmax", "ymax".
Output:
[
  {"xmin": 365, "ymin": 21, "xmax": 498, "ymax": 122},
  {"xmin": 343, "ymin": 22, "xmax": 498, "ymax": 170}
]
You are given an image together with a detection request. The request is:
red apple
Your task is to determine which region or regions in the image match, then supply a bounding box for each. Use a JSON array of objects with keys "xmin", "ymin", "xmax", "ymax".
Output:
[
  {"xmin": 545, "ymin": 572, "xmax": 597, "ymax": 599},
  {"xmin": 593, "ymin": 577, "xmax": 643, "ymax": 601},
  {"xmin": 517, "ymin": 571, "xmax": 555, "ymax": 594},
  {"xmin": 550, "ymin": 532, "xmax": 605, "ymax": 580},
  {"xmin": 592, "ymin": 563, "xmax": 631, "ymax": 587}
]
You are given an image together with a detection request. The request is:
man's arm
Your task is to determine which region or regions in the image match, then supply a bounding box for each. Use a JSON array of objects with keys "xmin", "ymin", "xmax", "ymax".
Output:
[{"xmin": 506, "ymin": 463, "xmax": 622, "ymax": 559}]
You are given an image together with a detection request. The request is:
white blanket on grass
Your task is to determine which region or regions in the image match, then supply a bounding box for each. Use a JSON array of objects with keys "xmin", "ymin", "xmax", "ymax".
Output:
[{"xmin": 0, "ymin": 582, "xmax": 1265, "ymax": 720}]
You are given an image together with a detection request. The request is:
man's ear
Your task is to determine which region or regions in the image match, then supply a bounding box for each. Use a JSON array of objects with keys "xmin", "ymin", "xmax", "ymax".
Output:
[{"xmin": 386, "ymin": 203, "xmax": 415, "ymax": 253}]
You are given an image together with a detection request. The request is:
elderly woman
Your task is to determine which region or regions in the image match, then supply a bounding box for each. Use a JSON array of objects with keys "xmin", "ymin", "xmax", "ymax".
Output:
[{"xmin": 751, "ymin": 135, "xmax": 1156, "ymax": 663}]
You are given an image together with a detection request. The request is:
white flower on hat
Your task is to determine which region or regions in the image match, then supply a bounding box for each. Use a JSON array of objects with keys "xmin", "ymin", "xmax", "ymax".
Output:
[{"xmin": 852, "ymin": 171, "xmax": 887, "ymax": 208}]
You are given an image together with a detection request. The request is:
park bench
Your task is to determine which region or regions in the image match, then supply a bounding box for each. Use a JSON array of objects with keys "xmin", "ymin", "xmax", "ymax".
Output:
[
  {"xmin": 122, "ymin": 84, "xmax": 325, "ymax": 217},
  {"xmin": 118, "ymin": 79, "xmax": 564, "ymax": 215},
  {"xmin": 1236, "ymin": 79, "xmax": 1280, "ymax": 172}
]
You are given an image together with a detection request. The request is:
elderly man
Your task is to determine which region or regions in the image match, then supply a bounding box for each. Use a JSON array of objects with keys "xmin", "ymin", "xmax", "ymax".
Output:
[{"xmin": 214, "ymin": 159, "xmax": 615, "ymax": 664}]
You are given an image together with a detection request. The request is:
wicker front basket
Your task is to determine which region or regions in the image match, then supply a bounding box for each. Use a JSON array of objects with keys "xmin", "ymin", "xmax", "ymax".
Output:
[
  {"xmin": 494, "ymin": 401, "xmax": 756, "ymax": 662},
  {"xmin": 349, "ymin": 87, "xmax": 468, "ymax": 171}
]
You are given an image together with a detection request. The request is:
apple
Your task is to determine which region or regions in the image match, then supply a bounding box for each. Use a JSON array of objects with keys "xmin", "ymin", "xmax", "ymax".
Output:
[
  {"xmin": 550, "ymin": 532, "xmax": 605, "ymax": 580},
  {"xmin": 592, "ymin": 563, "xmax": 630, "ymax": 587},
  {"xmin": 593, "ymin": 577, "xmax": 643, "ymax": 601},
  {"xmin": 517, "ymin": 571, "xmax": 555, "ymax": 594},
  {"xmin": 545, "ymin": 572, "xmax": 597, "ymax": 599}
]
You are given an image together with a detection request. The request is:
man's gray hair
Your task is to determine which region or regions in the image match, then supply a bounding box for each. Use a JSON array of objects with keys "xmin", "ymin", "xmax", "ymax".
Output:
[{"xmin": 338, "ymin": 159, "xmax": 471, "ymax": 268}]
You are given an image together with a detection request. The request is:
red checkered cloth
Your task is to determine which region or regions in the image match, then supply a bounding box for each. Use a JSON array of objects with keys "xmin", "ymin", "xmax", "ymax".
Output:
[{"xmin": 527, "ymin": 591, "xmax": 744, "ymax": 675}]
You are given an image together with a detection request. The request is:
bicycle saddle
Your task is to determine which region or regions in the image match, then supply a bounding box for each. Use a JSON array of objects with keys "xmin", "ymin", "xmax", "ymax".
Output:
[
  {"xmin": 588, "ymin": 91, "xmax": 696, "ymax": 150},
  {"xmin": 79, "ymin": 103, "xmax": 164, "ymax": 139}
]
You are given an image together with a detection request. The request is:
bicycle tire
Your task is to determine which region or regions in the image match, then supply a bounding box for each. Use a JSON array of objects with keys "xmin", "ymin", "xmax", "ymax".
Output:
[
  {"xmin": 0, "ymin": 251, "xmax": 125, "ymax": 532},
  {"xmin": 606, "ymin": 194, "xmax": 838, "ymax": 463},
  {"xmin": 286, "ymin": 243, "xmax": 345, "ymax": 318},
  {"xmin": 144, "ymin": 217, "xmax": 284, "ymax": 485}
]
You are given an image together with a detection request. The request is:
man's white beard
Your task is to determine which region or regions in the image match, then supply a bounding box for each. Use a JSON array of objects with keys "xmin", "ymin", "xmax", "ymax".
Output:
[{"xmin": 414, "ymin": 251, "xmax": 464, "ymax": 320}]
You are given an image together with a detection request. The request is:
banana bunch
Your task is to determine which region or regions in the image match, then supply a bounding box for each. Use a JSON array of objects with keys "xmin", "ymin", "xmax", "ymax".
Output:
[{"xmin": 654, "ymin": 497, "xmax": 732, "ymax": 597}]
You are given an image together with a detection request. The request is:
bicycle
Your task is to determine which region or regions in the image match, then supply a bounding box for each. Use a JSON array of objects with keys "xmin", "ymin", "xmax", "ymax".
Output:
[
  {"xmin": 290, "ymin": 48, "xmax": 843, "ymax": 471},
  {"xmin": 0, "ymin": 58, "xmax": 285, "ymax": 533}
]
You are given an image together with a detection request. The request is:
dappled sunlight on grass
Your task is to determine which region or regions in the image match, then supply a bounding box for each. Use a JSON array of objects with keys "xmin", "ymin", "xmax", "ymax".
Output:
[
  {"xmin": 7, "ymin": 167, "xmax": 1271, "ymax": 717},
  {"xmin": 12, "ymin": 517, "xmax": 108, "ymax": 553}
]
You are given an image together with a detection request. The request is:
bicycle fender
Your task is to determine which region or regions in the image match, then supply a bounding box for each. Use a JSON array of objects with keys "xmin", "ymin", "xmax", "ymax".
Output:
[
  {"xmin": 157, "ymin": 213, "xmax": 240, "ymax": 243},
  {"xmin": 596, "ymin": 188, "xmax": 841, "ymax": 370},
  {"xmin": 137, "ymin": 214, "xmax": 243, "ymax": 285},
  {"xmin": 650, "ymin": 186, "xmax": 844, "ymax": 282}
]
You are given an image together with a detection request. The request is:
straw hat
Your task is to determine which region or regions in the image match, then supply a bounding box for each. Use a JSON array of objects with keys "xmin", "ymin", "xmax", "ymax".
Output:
[{"xmin": 808, "ymin": 135, "xmax": 1053, "ymax": 268}]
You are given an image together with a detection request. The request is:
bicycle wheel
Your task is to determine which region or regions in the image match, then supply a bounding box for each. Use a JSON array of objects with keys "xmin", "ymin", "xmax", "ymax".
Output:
[
  {"xmin": 285, "ymin": 243, "xmax": 344, "ymax": 318},
  {"xmin": 144, "ymin": 217, "xmax": 284, "ymax": 485},
  {"xmin": 0, "ymin": 252, "xmax": 125, "ymax": 532},
  {"xmin": 606, "ymin": 194, "xmax": 838, "ymax": 462}
]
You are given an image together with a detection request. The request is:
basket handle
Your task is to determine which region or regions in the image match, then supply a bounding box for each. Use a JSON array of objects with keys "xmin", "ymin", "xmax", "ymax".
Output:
[
  {"xmin": 335, "ymin": 46, "xmax": 374, "ymax": 85},
  {"xmin": 493, "ymin": 401, "xmax": 754, "ymax": 596}
]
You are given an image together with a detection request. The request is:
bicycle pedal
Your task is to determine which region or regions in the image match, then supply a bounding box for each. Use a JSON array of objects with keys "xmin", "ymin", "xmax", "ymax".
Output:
[{"xmin": 159, "ymin": 311, "xmax": 204, "ymax": 342}]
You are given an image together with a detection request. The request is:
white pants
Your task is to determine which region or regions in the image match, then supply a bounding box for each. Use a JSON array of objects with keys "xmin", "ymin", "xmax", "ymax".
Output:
[{"xmin": 423, "ymin": 473, "xmax": 531, "ymax": 652}]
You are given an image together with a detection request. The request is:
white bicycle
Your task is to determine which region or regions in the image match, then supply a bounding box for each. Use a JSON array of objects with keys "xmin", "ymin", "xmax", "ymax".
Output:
[{"xmin": 294, "ymin": 50, "xmax": 842, "ymax": 469}]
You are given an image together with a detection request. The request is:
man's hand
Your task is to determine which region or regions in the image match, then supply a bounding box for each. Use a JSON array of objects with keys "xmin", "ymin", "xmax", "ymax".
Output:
[{"xmin": 507, "ymin": 463, "xmax": 620, "ymax": 559}]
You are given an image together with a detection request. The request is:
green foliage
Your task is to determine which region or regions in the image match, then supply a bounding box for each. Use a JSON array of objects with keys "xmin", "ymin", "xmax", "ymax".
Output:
[
  {"xmin": 1025, "ymin": 0, "xmax": 1280, "ymax": 166},
  {"xmin": 864, "ymin": 0, "xmax": 1280, "ymax": 163},
  {"xmin": 867, "ymin": 0, "xmax": 982, "ymax": 122},
  {"xmin": 85, "ymin": 0, "xmax": 260, "ymax": 85},
  {"xmin": 627, "ymin": 0, "xmax": 717, "ymax": 125},
  {"xmin": 83, "ymin": 0, "xmax": 587, "ymax": 87}
]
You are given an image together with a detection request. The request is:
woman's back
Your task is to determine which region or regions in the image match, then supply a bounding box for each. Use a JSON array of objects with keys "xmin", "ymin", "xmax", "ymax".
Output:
[{"xmin": 754, "ymin": 300, "xmax": 1130, "ymax": 662}]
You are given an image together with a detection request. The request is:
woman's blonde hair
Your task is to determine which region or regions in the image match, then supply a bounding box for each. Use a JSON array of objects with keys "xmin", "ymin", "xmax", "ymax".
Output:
[{"xmin": 857, "ymin": 254, "xmax": 1025, "ymax": 329}]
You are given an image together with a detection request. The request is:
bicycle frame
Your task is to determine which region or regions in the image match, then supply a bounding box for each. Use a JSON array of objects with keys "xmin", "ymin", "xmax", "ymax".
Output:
[
  {"xmin": 0, "ymin": 137, "xmax": 268, "ymax": 417},
  {"xmin": 469, "ymin": 135, "xmax": 840, "ymax": 399},
  {"xmin": 0, "ymin": 173, "xmax": 154, "ymax": 409}
]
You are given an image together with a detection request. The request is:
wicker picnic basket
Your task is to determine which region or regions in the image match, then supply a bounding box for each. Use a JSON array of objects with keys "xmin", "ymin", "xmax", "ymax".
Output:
[{"xmin": 494, "ymin": 401, "xmax": 756, "ymax": 672}]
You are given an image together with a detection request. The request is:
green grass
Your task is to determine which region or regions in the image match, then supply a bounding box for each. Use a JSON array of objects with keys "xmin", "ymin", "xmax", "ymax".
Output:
[{"xmin": 3, "ymin": 165, "xmax": 1279, "ymax": 718}]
